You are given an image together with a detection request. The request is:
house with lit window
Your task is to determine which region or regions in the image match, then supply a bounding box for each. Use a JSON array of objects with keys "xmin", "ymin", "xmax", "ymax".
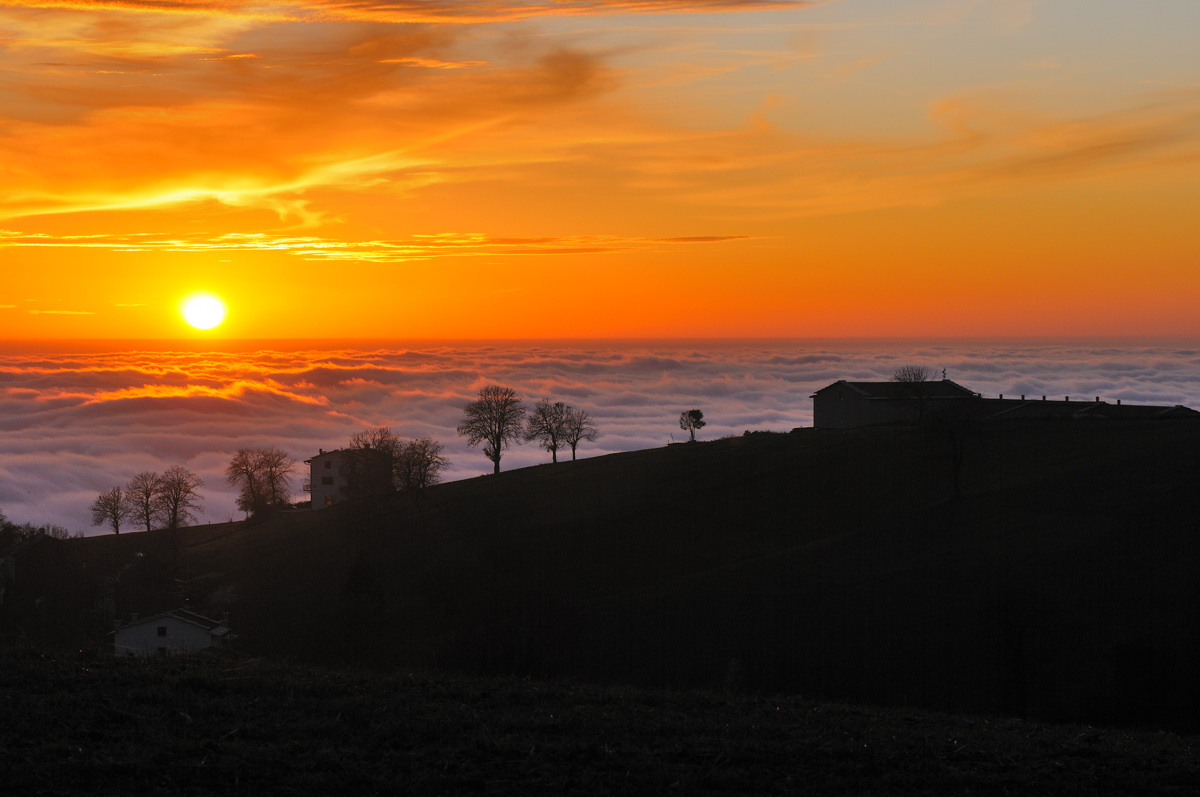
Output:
[
  {"xmin": 304, "ymin": 447, "xmax": 393, "ymax": 509},
  {"xmin": 113, "ymin": 609, "xmax": 233, "ymax": 657},
  {"xmin": 304, "ymin": 449, "xmax": 349, "ymax": 509}
]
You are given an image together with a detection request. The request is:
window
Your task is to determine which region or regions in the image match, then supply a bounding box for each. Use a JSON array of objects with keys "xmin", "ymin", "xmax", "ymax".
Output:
[
  {"xmin": 321, "ymin": 476, "xmax": 334, "ymax": 485},
  {"xmin": 157, "ymin": 626, "xmax": 167, "ymax": 637},
  {"xmin": 324, "ymin": 461, "xmax": 332, "ymax": 469}
]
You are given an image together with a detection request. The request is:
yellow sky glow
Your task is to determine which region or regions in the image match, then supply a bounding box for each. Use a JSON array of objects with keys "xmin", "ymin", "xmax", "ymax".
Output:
[{"xmin": 2, "ymin": 0, "xmax": 1200, "ymax": 338}]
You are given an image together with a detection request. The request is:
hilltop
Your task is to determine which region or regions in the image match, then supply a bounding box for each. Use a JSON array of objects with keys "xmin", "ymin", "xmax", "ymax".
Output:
[{"xmin": 7, "ymin": 418, "xmax": 1200, "ymax": 728}]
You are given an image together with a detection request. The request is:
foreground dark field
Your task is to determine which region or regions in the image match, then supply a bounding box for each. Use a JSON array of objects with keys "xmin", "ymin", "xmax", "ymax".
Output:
[{"xmin": 3, "ymin": 649, "xmax": 1198, "ymax": 796}]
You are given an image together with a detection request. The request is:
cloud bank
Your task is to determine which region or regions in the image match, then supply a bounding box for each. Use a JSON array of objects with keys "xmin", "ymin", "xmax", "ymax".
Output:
[{"xmin": 2, "ymin": 339, "xmax": 1198, "ymax": 534}]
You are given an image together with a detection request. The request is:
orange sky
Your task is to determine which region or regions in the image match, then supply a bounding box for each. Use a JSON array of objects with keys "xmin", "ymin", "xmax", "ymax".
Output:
[{"xmin": 3, "ymin": 0, "xmax": 1200, "ymax": 339}]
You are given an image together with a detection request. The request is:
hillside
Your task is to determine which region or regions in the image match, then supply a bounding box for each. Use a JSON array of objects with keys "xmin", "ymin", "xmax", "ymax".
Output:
[{"xmin": 8, "ymin": 418, "xmax": 1200, "ymax": 728}]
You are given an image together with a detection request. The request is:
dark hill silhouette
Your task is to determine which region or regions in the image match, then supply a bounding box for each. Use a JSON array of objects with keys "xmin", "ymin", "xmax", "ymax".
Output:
[{"xmin": 10, "ymin": 418, "xmax": 1200, "ymax": 728}]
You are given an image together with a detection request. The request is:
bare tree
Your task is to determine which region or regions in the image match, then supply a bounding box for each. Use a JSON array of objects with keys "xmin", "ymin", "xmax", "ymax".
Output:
[
  {"xmin": 679, "ymin": 409, "xmax": 706, "ymax": 442},
  {"xmin": 892, "ymin": 364, "xmax": 934, "ymax": 384},
  {"xmin": 395, "ymin": 437, "xmax": 449, "ymax": 490},
  {"xmin": 525, "ymin": 399, "xmax": 570, "ymax": 463},
  {"xmin": 126, "ymin": 471, "xmax": 163, "ymax": 531},
  {"xmin": 891, "ymin": 364, "xmax": 935, "ymax": 423},
  {"xmin": 563, "ymin": 406, "xmax": 599, "ymax": 461},
  {"xmin": 258, "ymin": 446, "xmax": 295, "ymax": 507},
  {"xmin": 155, "ymin": 465, "xmax": 204, "ymax": 529},
  {"xmin": 90, "ymin": 486, "xmax": 130, "ymax": 535},
  {"xmin": 457, "ymin": 385, "xmax": 526, "ymax": 474},
  {"xmin": 226, "ymin": 446, "xmax": 295, "ymax": 516},
  {"xmin": 226, "ymin": 449, "xmax": 263, "ymax": 516},
  {"xmin": 346, "ymin": 427, "xmax": 403, "ymax": 497},
  {"xmin": 349, "ymin": 427, "xmax": 405, "ymax": 463}
]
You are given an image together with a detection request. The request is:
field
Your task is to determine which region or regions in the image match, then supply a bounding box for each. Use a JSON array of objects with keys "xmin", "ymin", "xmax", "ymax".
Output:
[
  {"xmin": 5, "ymin": 418, "xmax": 1200, "ymax": 732},
  {"xmin": 3, "ymin": 648, "xmax": 1199, "ymax": 795}
]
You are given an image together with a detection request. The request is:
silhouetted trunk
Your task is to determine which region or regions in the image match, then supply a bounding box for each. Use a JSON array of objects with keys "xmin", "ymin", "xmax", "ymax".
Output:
[
  {"xmin": 551, "ymin": 448, "xmax": 557, "ymax": 464},
  {"xmin": 570, "ymin": 444, "xmax": 577, "ymax": 461},
  {"xmin": 493, "ymin": 458, "xmax": 500, "ymax": 475}
]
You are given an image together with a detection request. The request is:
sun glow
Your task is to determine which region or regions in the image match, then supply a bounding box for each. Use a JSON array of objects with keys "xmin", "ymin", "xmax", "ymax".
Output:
[{"xmin": 181, "ymin": 294, "xmax": 227, "ymax": 330}]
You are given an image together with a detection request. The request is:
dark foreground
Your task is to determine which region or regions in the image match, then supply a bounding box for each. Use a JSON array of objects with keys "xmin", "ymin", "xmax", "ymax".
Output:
[{"xmin": 2, "ymin": 650, "xmax": 1197, "ymax": 796}]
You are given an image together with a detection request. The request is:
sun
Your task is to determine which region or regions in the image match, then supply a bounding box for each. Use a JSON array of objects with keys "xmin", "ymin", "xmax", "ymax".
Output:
[{"xmin": 181, "ymin": 293, "xmax": 227, "ymax": 330}]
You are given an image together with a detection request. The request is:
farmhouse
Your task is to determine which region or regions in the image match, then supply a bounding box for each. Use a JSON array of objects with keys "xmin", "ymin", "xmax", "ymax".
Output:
[
  {"xmin": 812, "ymin": 379, "xmax": 978, "ymax": 428},
  {"xmin": 304, "ymin": 447, "xmax": 393, "ymax": 509},
  {"xmin": 812, "ymin": 379, "xmax": 1199, "ymax": 429},
  {"xmin": 113, "ymin": 609, "xmax": 233, "ymax": 657}
]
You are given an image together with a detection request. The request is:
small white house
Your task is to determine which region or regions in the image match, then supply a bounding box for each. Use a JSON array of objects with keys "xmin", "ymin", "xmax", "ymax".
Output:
[{"xmin": 113, "ymin": 609, "xmax": 233, "ymax": 657}]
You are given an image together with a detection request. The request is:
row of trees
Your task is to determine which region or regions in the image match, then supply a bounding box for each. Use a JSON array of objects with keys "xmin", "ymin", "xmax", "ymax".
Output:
[
  {"xmin": 456, "ymin": 385, "xmax": 599, "ymax": 473},
  {"xmin": 344, "ymin": 428, "xmax": 449, "ymax": 493},
  {"xmin": 225, "ymin": 446, "xmax": 295, "ymax": 516},
  {"xmin": 90, "ymin": 466, "xmax": 205, "ymax": 535},
  {"xmin": 88, "ymin": 428, "xmax": 451, "ymax": 534},
  {"xmin": 0, "ymin": 508, "xmax": 79, "ymax": 545}
]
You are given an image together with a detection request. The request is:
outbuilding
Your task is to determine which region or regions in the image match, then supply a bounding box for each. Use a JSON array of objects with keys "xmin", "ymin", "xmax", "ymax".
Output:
[{"xmin": 113, "ymin": 609, "xmax": 233, "ymax": 657}]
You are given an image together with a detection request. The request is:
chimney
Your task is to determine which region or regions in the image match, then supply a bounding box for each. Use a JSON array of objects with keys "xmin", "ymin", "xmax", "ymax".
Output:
[
  {"xmin": 1042, "ymin": 395, "xmax": 1046, "ymax": 401},
  {"xmin": 1095, "ymin": 396, "xmax": 1100, "ymax": 403},
  {"xmin": 1065, "ymin": 396, "xmax": 1070, "ymax": 401},
  {"xmin": 1117, "ymin": 399, "xmax": 1122, "ymax": 405},
  {"xmin": 999, "ymin": 394, "xmax": 1003, "ymax": 399},
  {"xmin": 1021, "ymin": 395, "xmax": 1025, "ymax": 400}
]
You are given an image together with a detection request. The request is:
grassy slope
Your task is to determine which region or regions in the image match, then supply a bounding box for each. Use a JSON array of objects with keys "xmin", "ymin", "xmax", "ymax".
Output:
[
  {"xmin": 3, "ymin": 649, "xmax": 1198, "ymax": 796},
  {"xmin": 22, "ymin": 419, "xmax": 1200, "ymax": 727}
]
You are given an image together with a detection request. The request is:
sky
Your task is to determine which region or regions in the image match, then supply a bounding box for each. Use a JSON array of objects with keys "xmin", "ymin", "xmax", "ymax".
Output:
[
  {"xmin": 3, "ymin": 339, "xmax": 1199, "ymax": 532},
  {"xmin": 2, "ymin": 0, "xmax": 1200, "ymax": 339}
]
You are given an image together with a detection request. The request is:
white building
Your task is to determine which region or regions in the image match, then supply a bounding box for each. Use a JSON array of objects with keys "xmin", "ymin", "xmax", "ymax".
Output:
[
  {"xmin": 113, "ymin": 609, "xmax": 233, "ymax": 657},
  {"xmin": 304, "ymin": 447, "xmax": 393, "ymax": 509},
  {"xmin": 305, "ymin": 448, "xmax": 350, "ymax": 509}
]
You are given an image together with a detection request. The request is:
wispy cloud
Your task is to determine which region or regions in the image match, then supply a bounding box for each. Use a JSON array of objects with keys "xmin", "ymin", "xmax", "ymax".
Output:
[{"xmin": 0, "ymin": 230, "xmax": 752, "ymax": 260}]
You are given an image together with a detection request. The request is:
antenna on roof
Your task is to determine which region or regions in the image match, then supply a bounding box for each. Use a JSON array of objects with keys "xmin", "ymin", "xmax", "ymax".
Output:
[{"xmin": 942, "ymin": 368, "xmax": 946, "ymax": 380}]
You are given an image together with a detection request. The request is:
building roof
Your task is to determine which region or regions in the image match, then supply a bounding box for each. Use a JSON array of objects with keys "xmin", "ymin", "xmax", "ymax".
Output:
[
  {"xmin": 811, "ymin": 379, "xmax": 978, "ymax": 400},
  {"xmin": 984, "ymin": 399, "xmax": 1199, "ymax": 422},
  {"xmin": 116, "ymin": 608, "xmax": 231, "ymax": 637}
]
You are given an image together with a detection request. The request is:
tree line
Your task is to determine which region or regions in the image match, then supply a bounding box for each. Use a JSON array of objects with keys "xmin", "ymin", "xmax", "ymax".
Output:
[
  {"xmin": 456, "ymin": 385, "xmax": 599, "ymax": 473},
  {"xmin": 79, "ymin": 388, "xmax": 609, "ymax": 534},
  {"xmin": 89, "ymin": 466, "xmax": 205, "ymax": 535}
]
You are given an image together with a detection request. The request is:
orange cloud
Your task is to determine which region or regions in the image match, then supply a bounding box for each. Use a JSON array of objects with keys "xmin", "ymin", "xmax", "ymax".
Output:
[{"xmin": 0, "ymin": 230, "xmax": 751, "ymax": 259}]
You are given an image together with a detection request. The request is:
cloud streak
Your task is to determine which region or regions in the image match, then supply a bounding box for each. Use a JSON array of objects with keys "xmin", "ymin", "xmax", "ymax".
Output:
[{"xmin": 0, "ymin": 230, "xmax": 752, "ymax": 260}]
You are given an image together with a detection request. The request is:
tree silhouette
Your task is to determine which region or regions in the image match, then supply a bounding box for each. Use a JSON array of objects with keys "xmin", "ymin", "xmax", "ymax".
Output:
[
  {"xmin": 125, "ymin": 471, "xmax": 162, "ymax": 531},
  {"xmin": 395, "ymin": 436, "xmax": 449, "ymax": 490},
  {"xmin": 344, "ymin": 426, "xmax": 402, "ymax": 498},
  {"xmin": 679, "ymin": 409, "xmax": 706, "ymax": 442},
  {"xmin": 347, "ymin": 427, "xmax": 449, "ymax": 493},
  {"xmin": 563, "ymin": 406, "xmax": 599, "ymax": 461},
  {"xmin": 226, "ymin": 446, "xmax": 295, "ymax": 516},
  {"xmin": 891, "ymin": 364, "xmax": 934, "ymax": 424},
  {"xmin": 155, "ymin": 465, "xmax": 204, "ymax": 529},
  {"xmin": 90, "ymin": 486, "xmax": 130, "ymax": 535},
  {"xmin": 525, "ymin": 399, "xmax": 570, "ymax": 463},
  {"xmin": 457, "ymin": 385, "xmax": 526, "ymax": 474},
  {"xmin": 892, "ymin": 364, "xmax": 933, "ymax": 384}
]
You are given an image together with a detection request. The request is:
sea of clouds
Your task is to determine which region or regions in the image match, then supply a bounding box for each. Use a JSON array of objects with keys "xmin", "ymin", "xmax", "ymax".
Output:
[{"xmin": 2, "ymin": 339, "xmax": 1198, "ymax": 534}]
